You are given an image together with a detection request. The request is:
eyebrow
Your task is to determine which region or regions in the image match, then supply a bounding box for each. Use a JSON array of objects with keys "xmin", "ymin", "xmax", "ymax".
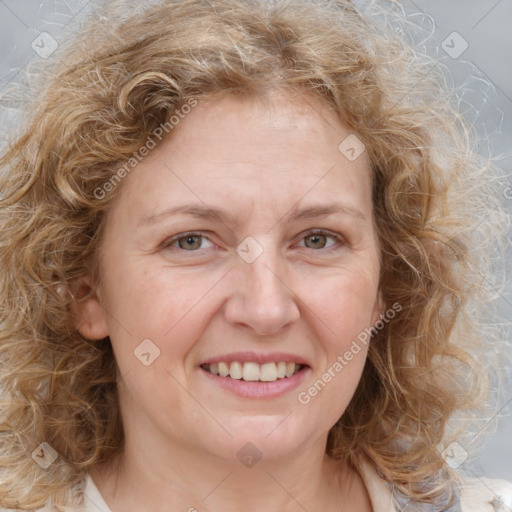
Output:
[{"xmin": 139, "ymin": 202, "xmax": 366, "ymax": 227}]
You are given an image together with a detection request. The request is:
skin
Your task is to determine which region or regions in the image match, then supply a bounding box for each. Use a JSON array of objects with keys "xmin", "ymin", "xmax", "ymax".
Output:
[{"xmin": 74, "ymin": 90, "xmax": 383, "ymax": 512}]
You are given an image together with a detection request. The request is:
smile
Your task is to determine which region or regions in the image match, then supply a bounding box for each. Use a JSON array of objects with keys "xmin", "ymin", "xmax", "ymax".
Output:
[{"xmin": 201, "ymin": 361, "xmax": 303, "ymax": 382}]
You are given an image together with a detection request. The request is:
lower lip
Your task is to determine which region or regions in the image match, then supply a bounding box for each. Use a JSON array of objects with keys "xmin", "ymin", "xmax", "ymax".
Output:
[{"xmin": 199, "ymin": 366, "xmax": 311, "ymax": 399}]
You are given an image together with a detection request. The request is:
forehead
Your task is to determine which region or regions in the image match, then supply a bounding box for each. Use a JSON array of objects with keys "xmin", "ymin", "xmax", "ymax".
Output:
[{"xmin": 112, "ymin": 91, "xmax": 374, "ymax": 221}]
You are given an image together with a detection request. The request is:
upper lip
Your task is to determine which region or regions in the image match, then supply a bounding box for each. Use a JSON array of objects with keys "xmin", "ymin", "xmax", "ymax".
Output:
[{"xmin": 199, "ymin": 351, "xmax": 311, "ymax": 366}]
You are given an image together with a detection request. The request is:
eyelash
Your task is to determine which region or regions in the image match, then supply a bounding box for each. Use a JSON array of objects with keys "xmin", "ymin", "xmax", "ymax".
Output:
[{"xmin": 160, "ymin": 229, "xmax": 346, "ymax": 253}]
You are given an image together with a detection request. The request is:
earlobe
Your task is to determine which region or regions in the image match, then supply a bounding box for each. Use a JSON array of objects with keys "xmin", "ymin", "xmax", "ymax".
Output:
[{"xmin": 71, "ymin": 276, "xmax": 109, "ymax": 340}]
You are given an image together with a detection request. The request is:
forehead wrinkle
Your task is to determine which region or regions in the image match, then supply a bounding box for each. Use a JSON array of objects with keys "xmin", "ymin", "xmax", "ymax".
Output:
[{"xmin": 139, "ymin": 201, "xmax": 366, "ymax": 229}]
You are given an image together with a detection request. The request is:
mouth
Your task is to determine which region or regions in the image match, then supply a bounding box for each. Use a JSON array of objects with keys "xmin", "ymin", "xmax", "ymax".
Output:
[{"xmin": 200, "ymin": 361, "xmax": 305, "ymax": 382}]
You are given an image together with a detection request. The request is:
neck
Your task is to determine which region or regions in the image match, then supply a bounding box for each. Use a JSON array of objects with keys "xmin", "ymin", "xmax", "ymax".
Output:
[{"xmin": 89, "ymin": 437, "xmax": 369, "ymax": 512}]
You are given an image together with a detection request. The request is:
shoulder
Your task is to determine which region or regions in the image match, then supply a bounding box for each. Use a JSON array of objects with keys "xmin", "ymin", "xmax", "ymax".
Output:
[
  {"xmin": 458, "ymin": 476, "xmax": 512, "ymax": 512},
  {"xmin": 356, "ymin": 453, "xmax": 512, "ymax": 512}
]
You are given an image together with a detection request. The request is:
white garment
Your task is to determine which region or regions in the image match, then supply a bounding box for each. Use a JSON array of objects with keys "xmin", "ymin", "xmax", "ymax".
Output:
[
  {"xmin": 80, "ymin": 460, "xmax": 512, "ymax": 512},
  {"xmin": 82, "ymin": 474, "xmax": 111, "ymax": 512},
  {"xmin": 355, "ymin": 457, "xmax": 512, "ymax": 512}
]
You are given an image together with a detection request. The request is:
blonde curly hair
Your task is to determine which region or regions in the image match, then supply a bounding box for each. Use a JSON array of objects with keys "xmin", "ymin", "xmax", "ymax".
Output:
[{"xmin": 0, "ymin": 0, "xmax": 509, "ymax": 509}]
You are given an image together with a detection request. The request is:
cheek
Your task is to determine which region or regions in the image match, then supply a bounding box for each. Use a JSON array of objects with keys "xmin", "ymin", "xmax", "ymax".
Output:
[
  {"xmin": 100, "ymin": 261, "xmax": 222, "ymax": 368},
  {"xmin": 296, "ymin": 271, "xmax": 374, "ymax": 418},
  {"xmin": 301, "ymin": 265, "xmax": 379, "ymax": 347},
  {"xmin": 101, "ymin": 259, "xmax": 202, "ymax": 332}
]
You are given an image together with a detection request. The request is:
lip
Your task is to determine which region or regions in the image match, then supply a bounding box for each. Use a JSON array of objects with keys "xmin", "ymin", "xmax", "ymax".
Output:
[
  {"xmin": 199, "ymin": 351, "xmax": 311, "ymax": 366},
  {"xmin": 199, "ymin": 364, "xmax": 311, "ymax": 399}
]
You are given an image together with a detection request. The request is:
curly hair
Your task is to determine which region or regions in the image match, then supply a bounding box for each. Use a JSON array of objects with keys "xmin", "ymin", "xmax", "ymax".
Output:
[{"xmin": 0, "ymin": 0, "xmax": 509, "ymax": 509}]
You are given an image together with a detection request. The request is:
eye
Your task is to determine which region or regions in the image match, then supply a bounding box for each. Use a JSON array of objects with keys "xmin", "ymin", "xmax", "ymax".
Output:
[
  {"xmin": 299, "ymin": 230, "xmax": 343, "ymax": 250},
  {"xmin": 162, "ymin": 232, "xmax": 215, "ymax": 251}
]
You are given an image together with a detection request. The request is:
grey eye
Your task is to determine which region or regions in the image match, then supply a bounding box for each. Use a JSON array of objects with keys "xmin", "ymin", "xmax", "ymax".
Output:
[
  {"xmin": 176, "ymin": 235, "xmax": 204, "ymax": 250},
  {"xmin": 304, "ymin": 233, "xmax": 328, "ymax": 249}
]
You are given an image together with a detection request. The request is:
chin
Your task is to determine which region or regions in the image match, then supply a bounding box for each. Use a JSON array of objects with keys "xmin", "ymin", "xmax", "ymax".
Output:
[{"xmin": 203, "ymin": 416, "xmax": 321, "ymax": 465}]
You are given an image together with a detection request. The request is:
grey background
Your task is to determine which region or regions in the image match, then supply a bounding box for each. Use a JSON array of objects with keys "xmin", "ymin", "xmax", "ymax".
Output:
[{"xmin": 0, "ymin": 0, "xmax": 510, "ymax": 482}]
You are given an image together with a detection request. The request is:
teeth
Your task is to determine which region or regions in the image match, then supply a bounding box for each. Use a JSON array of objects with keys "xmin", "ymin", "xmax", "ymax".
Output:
[
  {"xmin": 218, "ymin": 362, "xmax": 229, "ymax": 377},
  {"xmin": 260, "ymin": 362, "xmax": 277, "ymax": 381},
  {"xmin": 229, "ymin": 361, "xmax": 243, "ymax": 380},
  {"xmin": 276, "ymin": 361, "xmax": 286, "ymax": 379},
  {"xmin": 243, "ymin": 362, "xmax": 260, "ymax": 381},
  {"xmin": 204, "ymin": 361, "xmax": 302, "ymax": 382}
]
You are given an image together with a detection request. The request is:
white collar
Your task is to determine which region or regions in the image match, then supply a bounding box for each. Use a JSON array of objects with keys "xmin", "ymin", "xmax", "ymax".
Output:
[
  {"xmin": 355, "ymin": 455, "xmax": 397, "ymax": 512},
  {"xmin": 83, "ymin": 473, "xmax": 112, "ymax": 512}
]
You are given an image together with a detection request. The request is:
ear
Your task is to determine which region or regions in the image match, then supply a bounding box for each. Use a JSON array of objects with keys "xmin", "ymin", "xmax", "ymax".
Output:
[{"xmin": 71, "ymin": 275, "xmax": 110, "ymax": 340}]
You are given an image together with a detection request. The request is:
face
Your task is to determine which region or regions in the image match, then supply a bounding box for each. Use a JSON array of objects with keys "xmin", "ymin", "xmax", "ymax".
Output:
[{"xmin": 75, "ymin": 91, "xmax": 384, "ymax": 465}]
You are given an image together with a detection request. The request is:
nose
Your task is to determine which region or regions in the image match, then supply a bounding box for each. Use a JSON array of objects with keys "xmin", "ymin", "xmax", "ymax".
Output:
[{"xmin": 223, "ymin": 250, "xmax": 301, "ymax": 336}]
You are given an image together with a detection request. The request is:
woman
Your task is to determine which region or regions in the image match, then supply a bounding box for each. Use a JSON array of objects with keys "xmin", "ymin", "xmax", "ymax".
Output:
[{"xmin": 0, "ymin": 0, "xmax": 511, "ymax": 510}]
